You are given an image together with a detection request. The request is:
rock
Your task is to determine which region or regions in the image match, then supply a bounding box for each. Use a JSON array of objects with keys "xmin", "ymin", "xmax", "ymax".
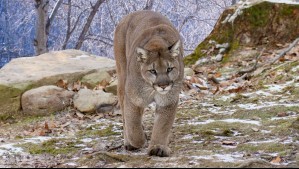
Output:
[
  {"xmin": 215, "ymin": 54, "xmax": 223, "ymax": 62},
  {"xmin": 81, "ymin": 70, "xmax": 112, "ymax": 89},
  {"xmin": 73, "ymin": 89, "xmax": 117, "ymax": 113},
  {"xmin": 184, "ymin": 68, "xmax": 194, "ymax": 77},
  {"xmin": 184, "ymin": 1, "xmax": 299, "ymax": 66},
  {"xmin": 105, "ymin": 79, "xmax": 118, "ymax": 95},
  {"xmin": 0, "ymin": 49, "xmax": 115, "ymax": 116},
  {"xmin": 21, "ymin": 86, "xmax": 75, "ymax": 115}
]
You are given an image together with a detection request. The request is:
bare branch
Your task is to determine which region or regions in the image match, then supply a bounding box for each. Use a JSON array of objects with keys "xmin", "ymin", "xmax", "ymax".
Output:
[
  {"xmin": 238, "ymin": 48, "xmax": 265, "ymax": 75},
  {"xmin": 75, "ymin": 0, "xmax": 105, "ymax": 49},
  {"xmin": 270, "ymin": 37, "xmax": 299, "ymax": 65}
]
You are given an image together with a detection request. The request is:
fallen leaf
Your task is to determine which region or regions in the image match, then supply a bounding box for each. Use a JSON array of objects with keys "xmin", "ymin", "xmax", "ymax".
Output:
[
  {"xmin": 56, "ymin": 79, "xmax": 68, "ymax": 89},
  {"xmin": 214, "ymin": 72, "xmax": 222, "ymax": 78},
  {"xmin": 73, "ymin": 81, "xmax": 82, "ymax": 91},
  {"xmin": 44, "ymin": 122, "xmax": 49, "ymax": 130},
  {"xmin": 252, "ymin": 127, "xmax": 259, "ymax": 132},
  {"xmin": 277, "ymin": 112, "xmax": 287, "ymax": 117},
  {"xmin": 270, "ymin": 156, "xmax": 282, "ymax": 164},
  {"xmin": 222, "ymin": 141, "xmax": 236, "ymax": 146},
  {"xmin": 76, "ymin": 112, "xmax": 85, "ymax": 120}
]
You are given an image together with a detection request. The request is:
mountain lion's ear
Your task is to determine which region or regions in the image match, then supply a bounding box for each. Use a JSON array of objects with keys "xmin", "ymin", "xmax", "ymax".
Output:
[
  {"xmin": 168, "ymin": 40, "xmax": 181, "ymax": 58},
  {"xmin": 136, "ymin": 47, "xmax": 148, "ymax": 62}
]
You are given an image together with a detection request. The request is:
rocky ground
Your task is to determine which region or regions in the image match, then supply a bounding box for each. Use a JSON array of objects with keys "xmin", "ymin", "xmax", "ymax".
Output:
[{"xmin": 0, "ymin": 45, "xmax": 299, "ymax": 168}]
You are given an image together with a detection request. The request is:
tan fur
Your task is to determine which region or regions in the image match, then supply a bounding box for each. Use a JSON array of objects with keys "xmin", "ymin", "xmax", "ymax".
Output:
[{"xmin": 114, "ymin": 10, "xmax": 184, "ymax": 157}]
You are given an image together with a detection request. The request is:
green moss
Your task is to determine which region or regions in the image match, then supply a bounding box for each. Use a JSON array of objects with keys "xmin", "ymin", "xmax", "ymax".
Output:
[
  {"xmin": 244, "ymin": 2, "xmax": 271, "ymax": 27},
  {"xmin": 279, "ymin": 4, "xmax": 299, "ymax": 16},
  {"xmin": 177, "ymin": 121, "xmax": 254, "ymax": 137},
  {"xmin": 232, "ymin": 106, "xmax": 298, "ymax": 121},
  {"xmin": 77, "ymin": 124, "xmax": 120, "ymax": 138},
  {"xmin": 237, "ymin": 142, "xmax": 290, "ymax": 153},
  {"xmin": 19, "ymin": 139, "xmax": 80, "ymax": 155}
]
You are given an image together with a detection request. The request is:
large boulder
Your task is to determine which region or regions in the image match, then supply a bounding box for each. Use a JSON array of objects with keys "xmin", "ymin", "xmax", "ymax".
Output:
[
  {"xmin": 0, "ymin": 50, "xmax": 115, "ymax": 116},
  {"xmin": 184, "ymin": 0, "xmax": 299, "ymax": 66},
  {"xmin": 21, "ymin": 86, "xmax": 75, "ymax": 115}
]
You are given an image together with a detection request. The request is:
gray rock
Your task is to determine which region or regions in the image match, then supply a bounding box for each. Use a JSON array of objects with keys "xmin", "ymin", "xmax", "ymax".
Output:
[
  {"xmin": 73, "ymin": 89, "xmax": 117, "ymax": 113},
  {"xmin": 215, "ymin": 54, "xmax": 223, "ymax": 62},
  {"xmin": 21, "ymin": 85, "xmax": 75, "ymax": 115},
  {"xmin": 0, "ymin": 50, "xmax": 115, "ymax": 116},
  {"xmin": 105, "ymin": 79, "xmax": 118, "ymax": 95},
  {"xmin": 184, "ymin": 68, "xmax": 194, "ymax": 77},
  {"xmin": 81, "ymin": 70, "xmax": 112, "ymax": 89}
]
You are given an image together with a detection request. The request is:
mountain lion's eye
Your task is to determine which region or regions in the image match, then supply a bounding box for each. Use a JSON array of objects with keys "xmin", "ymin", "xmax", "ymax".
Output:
[
  {"xmin": 149, "ymin": 69, "xmax": 157, "ymax": 75},
  {"xmin": 167, "ymin": 67, "xmax": 174, "ymax": 73}
]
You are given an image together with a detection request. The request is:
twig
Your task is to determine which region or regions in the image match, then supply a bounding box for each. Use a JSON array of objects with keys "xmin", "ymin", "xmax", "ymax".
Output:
[
  {"xmin": 238, "ymin": 48, "xmax": 265, "ymax": 75},
  {"xmin": 107, "ymin": 145, "xmax": 122, "ymax": 152},
  {"xmin": 270, "ymin": 37, "xmax": 299, "ymax": 65}
]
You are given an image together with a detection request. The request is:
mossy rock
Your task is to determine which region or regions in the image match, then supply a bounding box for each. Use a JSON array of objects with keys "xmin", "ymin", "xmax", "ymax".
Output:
[
  {"xmin": 0, "ymin": 49, "xmax": 116, "ymax": 119},
  {"xmin": 184, "ymin": 1, "xmax": 299, "ymax": 66}
]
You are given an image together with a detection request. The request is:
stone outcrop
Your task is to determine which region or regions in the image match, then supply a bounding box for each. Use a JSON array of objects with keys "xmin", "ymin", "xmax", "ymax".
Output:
[
  {"xmin": 0, "ymin": 49, "xmax": 115, "ymax": 116},
  {"xmin": 184, "ymin": 0, "xmax": 299, "ymax": 66}
]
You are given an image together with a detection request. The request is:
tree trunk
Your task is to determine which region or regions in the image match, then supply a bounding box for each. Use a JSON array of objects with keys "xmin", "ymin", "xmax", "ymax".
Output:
[
  {"xmin": 34, "ymin": 0, "xmax": 49, "ymax": 55},
  {"xmin": 232, "ymin": 0, "xmax": 237, "ymax": 5},
  {"xmin": 75, "ymin": 0, "xmax": 105, "ymax": 50}
]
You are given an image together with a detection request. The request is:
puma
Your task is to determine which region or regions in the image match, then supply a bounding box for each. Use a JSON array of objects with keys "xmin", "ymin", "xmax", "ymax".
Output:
[{"xmin": 114, "ymin": 10, "xmax": 184, "ymax": 157}]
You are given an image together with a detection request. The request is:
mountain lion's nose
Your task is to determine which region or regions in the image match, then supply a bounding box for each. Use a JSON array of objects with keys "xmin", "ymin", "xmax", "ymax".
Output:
[{"xmin": 158, "ymin": 84, "xmax": 169, "ymax": 89}]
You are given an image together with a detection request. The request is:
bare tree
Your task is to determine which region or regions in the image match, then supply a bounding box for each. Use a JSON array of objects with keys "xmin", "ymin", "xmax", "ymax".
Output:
[
  {"xmin": 62, "ymin": 0, "xmax": 88, "ymax": 49},
  {"xmin": 34, "ymin": 0, "xmax": 49, "ymax": 55},
  {"xmin": 46, "ymin": 0, "xmax": 63, "ymax": 33},
  {"xmin": 75, "ymin": 0, "xmax": 105, "ymax": 49},
  {"xmin": 1, "ymin": 0, "xmax": 234, "ymax": 67}
]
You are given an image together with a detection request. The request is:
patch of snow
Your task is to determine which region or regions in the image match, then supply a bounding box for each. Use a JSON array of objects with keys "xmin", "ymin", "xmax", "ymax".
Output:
[
  {"xmin": 247, "ymin": 139, "xmax": 279, "ymax": 144},
  {"xmin": 70, "ymin": 54, "xmax": 90, "ymax": 60},
  {"xmin": 0, "ymin": 143, "xmax": 24, "ymax": 156},
  {"xmin": 255, "ymin": 90, "xmax": 273, "ymax": 96},
  {"xmin": 81, "ymin": 138, "xmax": 93, "ymax": 143},
  {"xmin": 191, "ymin": 152, "xmax": 245, "ymax": 163},
  {"xmin": 182, "ymin": 134, "xmax": 194, "ymax": 140},
  {"xmin": 221, "ymin": 119, "xmax": 261, "ymax": 126},
  {"xmin": 237, "ymin": 102, "xmax": 299, "ymax": 110},
  {"xmin": 23, "ymin": 136, "xmax": 54, "ymax": 144},
  {"xmin": 219, "ymin": 93, "xmax": 236, "ymax": 101},
  {"xmin": 74, "ymin": 144, "xmax": 86, "ymax": 148},
  {"xmin": 265, "ymin": 84, "xmax": 286, "ymax": 92},
  {"xmin": 266, "ymin": 0, "xmax": 299, "ymax": 5},
  {"xmin": 64, "ymin": 162, "xmax": 77, "ymax": 166},
  {"xmin": 291, "ymin": 65, "xmax": 299, "ymax": 72},
  {"xmin": 187, "ymin": 119, "xmax": 260, "ymax": 126},
  {"xmin": 261, "ymin": 130, "xmax": 271, "ymax": 134},
  {"xmin": 195, "ymin": 58, "xmax": 209, "ymax": 65},
  {"xmin": 82, "ymin": 147, "xmax": 93, "ymax": 151},
  {"xmin": 270, "ymin": 114, "xmax": 298, "ymax": 120}
]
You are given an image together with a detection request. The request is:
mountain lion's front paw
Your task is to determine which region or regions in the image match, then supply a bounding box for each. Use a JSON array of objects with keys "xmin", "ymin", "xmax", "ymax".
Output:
[{"xmin": 148, "ymin": 145, "xmax": 171, "ymax": 157}]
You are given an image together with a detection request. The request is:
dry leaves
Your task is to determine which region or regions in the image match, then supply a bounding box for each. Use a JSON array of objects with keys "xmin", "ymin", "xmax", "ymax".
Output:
[{"xmin": 270, "ymin": 156, "xmax": 282, "ymax": 164}]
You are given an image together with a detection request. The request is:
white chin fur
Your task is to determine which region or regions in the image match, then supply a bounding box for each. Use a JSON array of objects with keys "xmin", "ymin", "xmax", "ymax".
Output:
[{"xmin": 155, "ymin": 86, "xmax": 171, "ymax": 94}]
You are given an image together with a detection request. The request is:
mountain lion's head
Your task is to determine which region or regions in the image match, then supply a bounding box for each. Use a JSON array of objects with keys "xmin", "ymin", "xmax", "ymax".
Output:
[{"xmin": 136, "ymin": 40, "xmax": 181, "ymax": 94}]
